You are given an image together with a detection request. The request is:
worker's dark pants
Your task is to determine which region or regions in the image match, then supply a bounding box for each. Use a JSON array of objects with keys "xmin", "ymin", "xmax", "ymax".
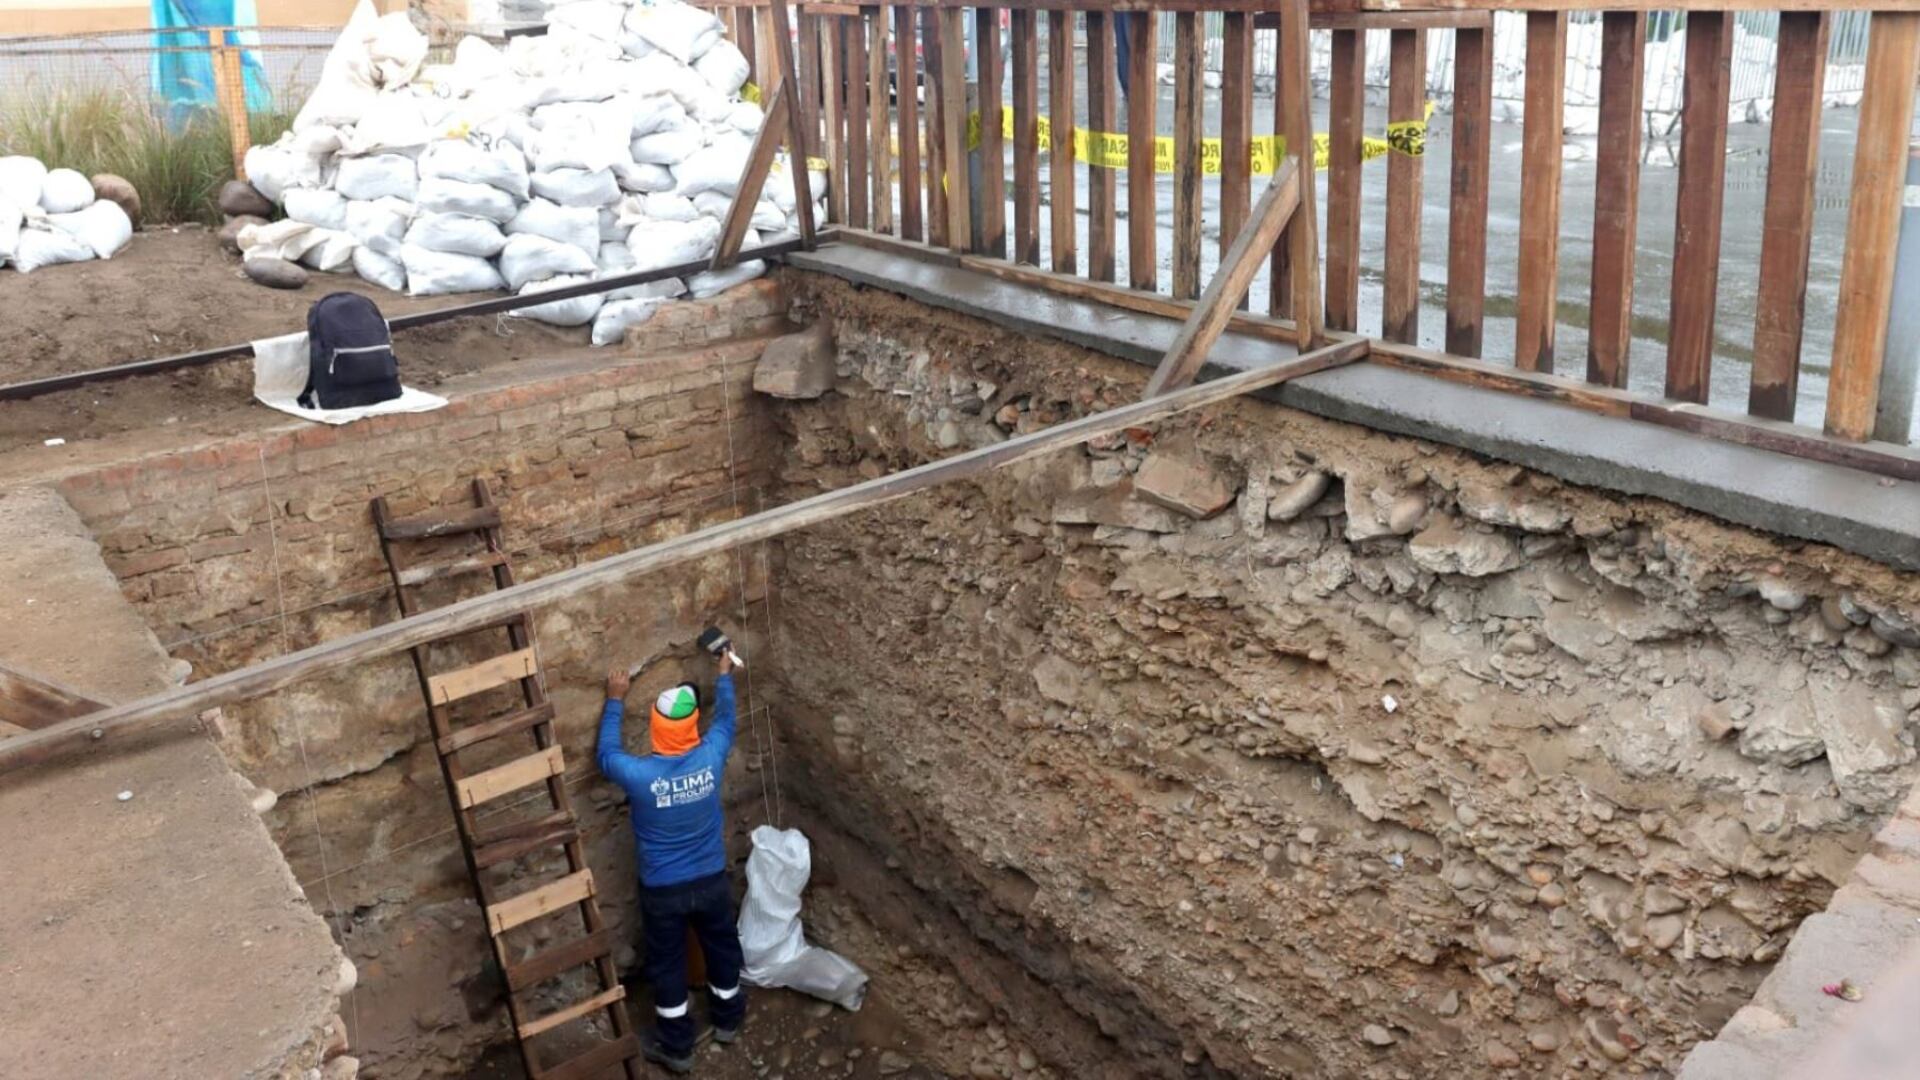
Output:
[{"xmin": 641, "ymin": 870, "xmax": 747, "ymax": 1056}]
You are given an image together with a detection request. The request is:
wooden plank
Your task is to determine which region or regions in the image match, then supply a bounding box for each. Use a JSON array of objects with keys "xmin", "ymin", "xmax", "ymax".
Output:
[
  {"xmin": 1749, "ymin": 12, "xmax": 1831, "ymax": 421},
  {"xmin": 488, "ymin": 870, "xmax": 596, "ymax": 936},
  {"xmin": 210, "ymin": 29, "xmax": 251, "ymax": 179},
  {"xmin": 18, "ymin": 333, "xmax": 1379, "ymax": 777},
  {"xmin": 1278, "ymin": 0, "xmax": 1321, "ymax": 348},
  {"xmin": 428, "ymin": 647, "xmax": 538, "ymax": 706},
  {"xmin": 923, "ymin": 5, "xmax": 949, "ymax": 247},
  {"xmin": 845, "ymin": 15, "xmax": 870, "ymax": 229},
  {"xmin": 380, "ymin": 504, "xmax": 501, "ymax": 541},
  {"xmin": 798, "ymin": 8, "xmax": 824, "ymax": 155},
  {"xmin": 1587, "ymin": 10, "xmax": 1645, "ymax": 388},
  {"xmin": 894, "ymin": 4, "xmax": 922, "ymax": 241},
  {"xmin": 870, "ymin": 8, "xmax": 893, "ymax": 234},
  {"xmin": 1171, "ymin": 11, "xmax": 1203, "ymax": 300},
  {"xmin": 735, "ymin": 8, "xmax": 759, "ymax": 87},
  {"xmin": 438, "ymin": 700, "xmax": 556, "ymax": 756},
  {"xmin": 540, "ymin": 1035, "xmax": 642, "ymax": 1080},
  {"xmin": 907, "ymin": 0, "xmax": 1920, "ymax": 11},
  {"xmin": 1087, "ymin": 10, "xmax": 1118, "ymax": 281},
  {"xmin": 978, "ymin": 6, "xmax": 1008, "ymax": 258},
  {"xmin": 504, "ymin": 928, "xmax": 616, "ymax": 991},
  {"xmin": 1307, "ymin": 10, "xmax": 1494, "ymax": 31},
  {"xmin": 1047, "ymin": 8, "xmax": 1077, "ymax": 273},
  {"xmin": 756, "ymin": 4, "xmax": 781, "ymax": 97},
  {"xmin": 1011, "ymin": 7, "xmax": 1041, "ymax": 264},
  {"xmin": 714, "ymin": 82, "xmax": 794, "ymax": 268},
  {"xmin": 769, "ymin": 3, "xmax": 827, "ymax": 244},
  {"xmin": 1142, "ymin": 162, "xmax": 1304, "ymax": 397},
  {"xmin": 519, "ymin": 986, "xmax": 626, "ymax": 1040},
  {"xmin": 939, "ymin": 6, "xmax": 971, "ymax": 251},
  {"xmin": 0, "ymin": 664, "xmax": 104, "ymax": 732},
  {"xmin": 1126, "ymin": 10, "xmax": 1158, "ymax": 292},
  {"xmin": 955, "ymin": 248, "xmax": 1309, "ymax": 342},
  {"xmin": 471, "ymin": 808, "xmax": 575, "ymax": 851},
  {"xmin": 1324, "ymin": 27, "xmax": 1364, "ymax": 332},
  {"xmin": 475, "ymin": 817, "xmax": 579, "ymax": 870},
  {"xmin": 1265, "ymin": 9, "xmax": 1292, "ymax": 317},
  {"xmin": 1514, "ymin": 11, "xmax": 1566, "ymax": 372},
  {"xmin": 1220, "ymin": 11, "xmax": 1255, "ymax": 311},
  {"xmin": 1382, "ymin": 27, "xmax": 1425, "ymax": 344},
  {"xmin": 821, "ymin": 15, "xmax": 848, "ymax": 223},
  {"xmin": 1665, "ymin": 10, "xmax": 1734, "ymax": 404},
  {"xmin": 454, "ymin": 744, "xmax": 565, "ymax": 809},
  {"xmin": 397, "ymin": 550, "xmax": 508, "ymax": 588},
  {"xmin": 1445, "ymin": 23, "xmax": 1492, "ymax": 358},
  {"xmin": 1828, "ymin": 11, "xmax": 1920, "ymax": 440}
]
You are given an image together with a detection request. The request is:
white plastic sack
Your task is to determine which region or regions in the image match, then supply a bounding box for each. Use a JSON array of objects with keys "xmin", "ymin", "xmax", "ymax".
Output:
[
  {"xmin": 629, "ymin": 94, "xmax": 683, "ymax": 138},
  {"xmin": 549, "ymin": 1, "xmax": 627, "ymax": 44},
  {"xmin": 419, "ymin": 138, "xmax": 529, "ymax": 199},
  {"xmin": 285, "ymin": 187, "xmax": 349, "ymax": 230},
  {"xmin": 644, "ymin": 192, "xmax": 700, "ymax": 223},
  {"xmin": 11, "ymin": 226, "xmax": 95, "ymax": 273},
  {"xmin": 39, "ymin": 168, "xmax": 94, "ymax": 214},
  {"xmin": 295, "ymin": 0, "xmax": 381, "ymax": 130},
  {"xmin": 625, "ymin": 0, "xmax": 723, "ymax": 64},
  {"xmin": 401, "ymin": 243, "xmax": 505, "ymax": 295},
  {"xmin": 243, "ymin": 143, "xmax": 321, "ymax": 202},
  {"xmin": 364, "ymin": 11, "xmax": 430, "ymax": 89},
  {"xmin": 530, "ymin": 167, "xmax": 619, "ymax": 208},
  {"xmin": 0, "ymin": 198, "xmax": 24, "ymax": 265},
  {"xmin": 499, "ymin": 232, "xmax": 596, "ymax": 291},
  {"xmin": 507, "ymin": 198, "xmax": 599, "ymax": 256},
  {"xmin": 0, "ymin": 156, "xmax": 47, "ymax": 211},
  {"xmin": 751, "ymin": 200, "xmax": 786, "ymax": 233},
  {"xmin": 405, "ymin": 212, "xmax": 508, "ymax": 257},
  {"xmin": 299, "ymin": 229, "xmax": 359, "ymax": 272},
  {"xmin": 737, "ymin": 827, "xmax": 868, "ymax": 1010},
  {"xmin": 352, "ymin": 245, "xmax": 408, "ymax": 291},
  {"xmin": 598, "ymin": 206, "xmax": 626, "ymax": 242},
  {"xmin": 344, "ymin": 197, "xmax": 413, "ymax": 257},
  {"xmin": 692, "ymin": 190, "xmax": 732, "ymax": 220},
  {"xmin": 512, "ymin": 273, "xmax": 603, "ymax": 326},
  {"xmin": 47, "ymin": 199, "xmax": 132, "ymax": 259},
  {"xmin": 591, "ymin": 297, "xmax": 664, "ymax": 346},
  {"xmin": 693, "ymin": 41, "xmax": 749, "ymax": 96},
  {"xmin": 416, "ymin": 177, "xmax": 518, "ymax": 223},
  {"xmin": 689, "ymin": 259, "xmax": 763, "ymax": 299},
  {"xmin": 726, "ymin": 102, "xmax": 764, "ymax": 134},
  {"xmin": 627, "ymin": 217, "xmax": 718, "ymax": 273},
  {"xmin": 239, "ymin": 218, "xmax": 326, "ymax": 263},
  {"xmin": 335, "ymin": 153, "xmax": 418, "ymax": 201},
  {"xmin": 631, "ymin": 129, "xmax": 701, "ymax": 166},
  {"xmin": 613, "ymin": 160, "xmax": 675, "ymax": 193},
  {"xmin": 531, "ymin": 102, "xmax": 632, "ymax": 173},
  {"xmin": 595, "ymin": 242, "xmax": 686, "ymax": 301},
  {"xmin": 674, "ymin": 133, "xmax": 753, "ymax": 197}
]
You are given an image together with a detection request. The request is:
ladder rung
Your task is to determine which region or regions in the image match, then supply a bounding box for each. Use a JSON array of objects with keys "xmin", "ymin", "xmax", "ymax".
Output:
[
  {"xmin": 398, "ymin": 551, "xmax": 508, "ymax": 587},
  {"xmin": 519, "ymin": 985, "xmax": 625, "ymax": 1040},
  {"xmin": 475, "ymin": 818, "xmax": 580, "ymax": 870},
  {"xmin": 535, "ymin": 1033, "xmax": 641, "ymax": 1080},
  {"xmin": 504, "ymin": 928, "xmax": 617, "ymax": 990},
  {"xmin": 381, "ymin": 504, "xmax": 502, "ymax": 541},
  {"xmin": 471, "ymin": 808, "xmax": 574, "ymax": 850},
  {"xmin": 488, "ymin": 869, "xmax": 596, "ymax": 936},
  {"xmin": 429, "ymin": 648, "xmax": 538, "ymax": 705},
  {"xmin": 455, "ymin": 744, "xmax": 565, "ymax": 809},
  {"xmin": 439, "ymin": 701, "xmax": 556, "ymax": 755}
]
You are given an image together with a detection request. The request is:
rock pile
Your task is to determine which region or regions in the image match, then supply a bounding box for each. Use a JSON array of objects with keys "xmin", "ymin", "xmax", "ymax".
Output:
[{"xmin": 0, "ymin": 157, "xmax": 136, "ymax": 273}]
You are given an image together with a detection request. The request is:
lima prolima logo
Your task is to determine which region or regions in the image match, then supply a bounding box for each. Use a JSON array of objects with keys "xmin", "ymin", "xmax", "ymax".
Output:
[{"xmin": 650, "ymin": 776, "xmax": 672, "ymax": 808}]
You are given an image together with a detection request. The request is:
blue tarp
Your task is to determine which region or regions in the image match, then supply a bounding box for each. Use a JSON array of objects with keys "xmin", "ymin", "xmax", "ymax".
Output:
[{"xmin": 150, "ymin": 0, "xmax": 273, "ymax": 126}]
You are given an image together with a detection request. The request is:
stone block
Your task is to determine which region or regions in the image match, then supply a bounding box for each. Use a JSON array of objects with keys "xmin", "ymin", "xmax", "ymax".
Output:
[
  {"xmin": 753, "ymin": 321, "xmax": 836, "ymax": 399},
  {"xmin": 1408, "ymin": 516, "xmax": 1521, "ymax": 577},
  {"xmin": 1133, "ymin": 451, "xmax": 1237, "ymax": 519}
]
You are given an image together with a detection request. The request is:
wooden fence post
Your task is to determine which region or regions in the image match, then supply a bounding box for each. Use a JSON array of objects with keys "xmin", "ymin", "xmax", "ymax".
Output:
[{"xmin": 209, "ymin": 28, "xmax": 251, "ymax": 178}]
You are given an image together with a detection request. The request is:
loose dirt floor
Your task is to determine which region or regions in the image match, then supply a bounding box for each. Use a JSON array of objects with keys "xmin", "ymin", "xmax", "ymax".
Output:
[{"xmin": 0, "ymin": 227, "xmax": 596, "ymax": 452}]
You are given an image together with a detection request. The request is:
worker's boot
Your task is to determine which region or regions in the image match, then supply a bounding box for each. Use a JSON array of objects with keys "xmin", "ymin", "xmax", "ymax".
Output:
[
  {"xmin": 712, "ymin": 1023, "xmax": 740, "ymax": 1046},
  {"xmin": 641, "ymin": 1031, "xmax": 694, "ymax": 1075}
]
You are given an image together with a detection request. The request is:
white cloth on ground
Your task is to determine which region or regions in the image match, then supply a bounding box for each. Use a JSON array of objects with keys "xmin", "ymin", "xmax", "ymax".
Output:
[{"xmin": 251, "ymin": 330, "xmax": 447, "ymax": 425}]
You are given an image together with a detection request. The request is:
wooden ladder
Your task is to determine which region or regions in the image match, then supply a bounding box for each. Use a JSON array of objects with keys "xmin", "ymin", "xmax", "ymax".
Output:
[{"xmin": 372, "ymin": 479, "xmax": 642, "ymax": 1080}]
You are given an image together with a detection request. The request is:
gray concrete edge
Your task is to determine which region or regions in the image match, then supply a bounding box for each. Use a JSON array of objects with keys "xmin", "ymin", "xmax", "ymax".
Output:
[{"xmin": 789, "ymin": 245, "xmax": 1920, "ymax": 572}]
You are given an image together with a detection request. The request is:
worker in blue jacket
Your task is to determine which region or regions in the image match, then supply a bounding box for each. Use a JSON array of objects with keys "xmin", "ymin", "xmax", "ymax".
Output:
[{"xmin": 598, "ymin": 651, "xmax": 744, "ymax": 1074}]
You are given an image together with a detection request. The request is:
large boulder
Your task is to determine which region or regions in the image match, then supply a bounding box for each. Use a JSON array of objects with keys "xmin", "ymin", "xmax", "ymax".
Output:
[
  {"xmin": 218, "ymin": 179, "xmax": 276, "ymax": 219},
  {"xmin": 244, "ymin": 256, "xmax": 308, "ymax": 290},
  {"xmin": 753, "ymin": 321, "xmax": 834, "ymax": 399},
  {"xmin": 1133, "ymin": 451, "xmax": 1238, "ymax": 519},
  {"xmin": 89, "ymin": 173, "xmax": 141, "ymax": 228},
  {"xmin": 218, "ymin": 214, "xmax": 268, "ymax": 254}
]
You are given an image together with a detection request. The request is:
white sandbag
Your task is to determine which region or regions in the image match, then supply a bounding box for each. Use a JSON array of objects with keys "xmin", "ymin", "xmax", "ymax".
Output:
[
  {"xmin": 531, "ymin": 101, "xmax": 632, "ymax": 173},
  {"xmin": 507, "ymin": 198, "xmax": 601, "ymax": 255},
  {"xmin": 737, "ymin": 827, "xmax": 868, "ymax": 1010},
  {"xmin": 625, "ymin": 0, "xmax": 723, "ymax": 64},
  {"xmin": 11, "ymin": 226, "xmax": 95, "ymax": 273},
  {"xmin": 629, "ymin": 93, "xmax": 683, "ymax": 137},
  {"xmin": 339, "ymin": 98, "xmax": 437, "ymax": 156},
  {"xmin": 613, "ymin": 159, "xmax": 675, "ymax": 193},
  {"xmin": 447, "ymin": 35, "xmax": 510, "ymax": 93},
  {"xmin": 401, "ymin": 243, "xmax": 505, "ymax": 295},
  {"xmin": 626, "ymin": 216, "xmax": 719, "ymax": 272},
  {"xmin": 240, "ymin": 218, "xmax": 325, "ymax": 262},
  {"xmin": 284, "ymin": 187, "xmax": 350, "ymax": 230},
  {"xmin": 689, "ymin": 259, "xmax": 764, "ymax": 299},
  {"xmin": 591, "ymin": 297, "xmax": 665, "ymax": 346},
  {"xmin": 0, "ymin": 156, "xmax": 47, "ymax": 211},
  {"xmin": 727, "ymin": 102, "xmax": 764, "ymax": 134},
  {"xmin": 548, "ymin": 1, "xmax": 627, "ymax": 44},
  {"xmin": 530, "ymin": 167, "xmax": 619, "ymax": 208},
  {"xmin": 751, "ymin": 200, "xmax": 786, "ymax": 233},
  {"xmin": 644, "ymin": 192, "xmax": 700, "ymax": 223},
  {"xmin": 499, "ymin": 232, "xmax": 596, "ymax": 291},
  {"xmin": 289, "ymin": 124, "xmax": 347, "ymax": 160},
  {"xmin": 595, "ymin": 242, "xmax": 687, "ymax": 301},
  {"xmin": 47, "ymin": 199, "xmax": 132, "ymax": 258},
  {"xmin": 692, "ymin": 191, "xmax": 732, "ymax": 220},
  {"xmin": 352, "ymin": 245, "xmax": 408, "ymax": 291},
  {"xmin": 630, "ymin": 129, "xmax": 702, "ymax": 166},
  {"xmin": 405, "ymin": 211, "xmax": 507, "ymax": 257},
  {"xmin": 512, "ymin": 273, "xmax": 604, "ymax": 326},
  {"xmin": 364, "ymin": 11, "xmax": 430, "ymax": 89},
  {"xmin": 243, "ymin": 143, "xmax": 320, "ymax": 202},
  {"xmin": 416, "ymin": 177, "xmax": 518, "ymax": 223},
  {"xmin": 335, "ymin": 153, "xmax": 418, "ymax": 201},
  {"xmin": 598, "ymin": 206, "xmax": 627, "ymax": 242},
  {"xmin": 299, "ymin": 229, "xmax": 358, "ymax": 272},
  {"xmin": 39, "ymin": 168, "xmax": 94, "ymax": 214},
  {"xmin": 295, "ymin": 1, "xmax": 381, "ymax": 130},
  {"xmin": 0, "ymin": 197, "xmax": 24, "ymax": 265},
  {"xmin": 419, "ymin": 139, "xmax": 529, "ymax": 199},
  {"xmin": 693, "ymin": 41, "xmax": 749, "ymax": 96},
  {"xmin": 344, "ymin": 197, "xmax": 413, "ymax": 257},
  {"xmin": 674, "ymin": 133, "xmax": 754, "ymax": 197}
]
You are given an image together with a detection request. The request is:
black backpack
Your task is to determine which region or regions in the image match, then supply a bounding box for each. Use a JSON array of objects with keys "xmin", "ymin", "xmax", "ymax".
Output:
[{"xmin": 301, "ymin": 292, "xmax": 402, "ymax": 409}]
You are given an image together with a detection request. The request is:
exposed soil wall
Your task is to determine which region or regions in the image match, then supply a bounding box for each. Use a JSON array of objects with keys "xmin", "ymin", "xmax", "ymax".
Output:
[{"xmin": 761, "ymin": 273, "xmax": 1920, "ymax": 1077}]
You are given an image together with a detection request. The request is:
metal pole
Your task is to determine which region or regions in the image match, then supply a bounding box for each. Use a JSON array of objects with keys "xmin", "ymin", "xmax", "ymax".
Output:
[{"xmin": 1873, "ymin": 141, "xmax": 1920, "ymax": 443}]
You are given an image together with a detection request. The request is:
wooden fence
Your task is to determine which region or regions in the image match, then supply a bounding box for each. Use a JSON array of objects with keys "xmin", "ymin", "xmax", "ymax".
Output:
[{"xmin": 733, "ymin": 0, "xmax": 1920, "ymax": 475}]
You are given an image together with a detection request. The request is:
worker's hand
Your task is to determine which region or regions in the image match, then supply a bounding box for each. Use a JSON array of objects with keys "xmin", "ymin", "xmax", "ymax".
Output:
[
  {"xmin": 716, "ymin": 651, "xmax": 735, "ymax": 676},
  {"xmin": 605, "ymin": 668, "xmax": 631, "ymax": 701}
]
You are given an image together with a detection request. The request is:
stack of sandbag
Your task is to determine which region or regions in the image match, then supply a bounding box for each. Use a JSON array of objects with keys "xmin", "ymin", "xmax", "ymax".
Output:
[
  {"xmin": 237, "ymin": 0, "xmax": 825, "ymax": 347},
  {"xmin": 0, "ymin": 156, "xmax": 137, "ymax": 274}
]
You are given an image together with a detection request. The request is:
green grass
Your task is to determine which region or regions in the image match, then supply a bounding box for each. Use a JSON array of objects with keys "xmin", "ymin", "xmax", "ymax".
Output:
[{"xmin": 0, "ymin": 87, "xmax": 292, "ymax": 225}]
